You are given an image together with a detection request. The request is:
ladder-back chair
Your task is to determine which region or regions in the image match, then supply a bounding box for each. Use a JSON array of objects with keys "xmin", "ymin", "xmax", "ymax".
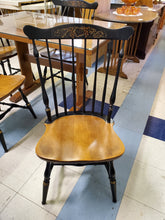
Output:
[
  {"xmin": 0, "ymin": 74, "xmax": 37, "ymax": 152},
  {"xmin": 23, "ymin": 23, "xmax": 134, "ymax": 204},
  {"xmin": 41, "ymin": 0, "xmax": 98, "ymax": 83}
]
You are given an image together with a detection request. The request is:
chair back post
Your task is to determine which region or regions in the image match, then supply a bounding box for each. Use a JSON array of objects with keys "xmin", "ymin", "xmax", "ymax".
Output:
[
  {"xmin": 71, "ymin": 38, "xmax": 77, "ymax": 112},
  {"xmin": 32, "ymin": 39, "xmax": 52, "ymax": 122},
  {"xmin": 107, "ymin": 40, "xmax": 125, "ymax": 123},
  {"xmin": 58, "ymin": 38, "xmax": 68, "ymax": 115},
  {"xmin": 92, "ymin": 39, "xmax": 99, "ymax": 113}
]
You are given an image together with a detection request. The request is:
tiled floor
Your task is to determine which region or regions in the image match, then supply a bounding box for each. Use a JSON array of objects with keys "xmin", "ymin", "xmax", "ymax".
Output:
[
  {"xmin": 0, "ymin": 26, "xmax": 165, "ymax": 219},
  {"xmin": 117, "ymin": 69, "xmax": 165, "ymax": 220}
]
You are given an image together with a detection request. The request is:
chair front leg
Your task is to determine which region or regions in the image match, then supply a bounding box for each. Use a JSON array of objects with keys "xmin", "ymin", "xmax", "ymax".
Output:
[
  {"xmin": 0, "ymin": 129, "xmax": 8, "ymax": 152},
  {"xmin": 42, "ymin": 162, "xmax": 54, "ymax": 205},
  {"xmin": 105, "ymin": 161, "xmax": 117, "ymax": 203},
  {"xmin": 18, "ymin": 88, "xmax": 37, "ymax": 119}
]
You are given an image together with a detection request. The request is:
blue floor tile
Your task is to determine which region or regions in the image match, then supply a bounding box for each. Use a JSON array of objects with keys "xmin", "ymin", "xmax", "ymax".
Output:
[
  {"xmin": 59, "ymin": 94, "xmax": 119, "ymax": 118},
  {"xmin": 144, "ymin": 116, "xmax": 165, "ymax": 141}
]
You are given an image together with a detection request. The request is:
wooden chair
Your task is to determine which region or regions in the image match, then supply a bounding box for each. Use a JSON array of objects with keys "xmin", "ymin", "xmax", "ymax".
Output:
[
  {"xmin": 40, "ymin": 0, "xmax": 98, "ymax": 83},
  {"xmin": 0, "ymin": 38, "xmax": 20, "ymax": 76},
  {"xmin": 0, "ymin": 74, "xmax": 37, "ymax": 152},
  {"xmin": 23, "ymin": 23, "xmax": 134, "ymax": 204}
]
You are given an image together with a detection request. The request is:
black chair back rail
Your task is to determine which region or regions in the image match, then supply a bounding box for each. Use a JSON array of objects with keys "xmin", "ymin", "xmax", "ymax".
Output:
[
  {"xmin": 53, "ymin": 0, "xmax": 98, "ymax": 19},
  {"xmin": 24, "ymin": 24, "xmax": 134, "ymax": 123}
]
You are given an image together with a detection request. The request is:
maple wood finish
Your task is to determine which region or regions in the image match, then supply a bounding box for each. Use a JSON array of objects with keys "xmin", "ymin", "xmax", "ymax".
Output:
[
  {"xmin": 36, "ymin": 115, "xmax": 125, "ymax": 162},
  {"xmin": 0, "ymin": 11, "xmax": 125, "ymax": 104},
  {"xmin": 0, "ymin": 74, "xmax": 24, "ymax": 100},
  {"xmin": 0, "ymin": 45, "xmax": 16, "ymax": 59},
  {"xmin": 0, "ymin": 74, "xmax": 36, "ymax": 152},
  {"xmin": 24, "ymin": 23, "xmax": 133, "ymax": 204}
]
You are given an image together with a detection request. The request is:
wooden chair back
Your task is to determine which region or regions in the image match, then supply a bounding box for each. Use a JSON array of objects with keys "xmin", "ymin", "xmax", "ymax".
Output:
[
  {"xmin": 24, "ymin": 23, "xmax": 134, "ymax": 123},
  {"xmin": 52, "ymin": 0, "xmax": 98, "ymax": 19}
]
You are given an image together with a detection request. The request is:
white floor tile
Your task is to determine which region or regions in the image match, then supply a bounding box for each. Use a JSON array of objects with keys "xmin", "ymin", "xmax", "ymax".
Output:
[
  {"xmin": 117, "ymin": 195, "xmax": 165, "ymax": 220},
  {"xmin": 0, "ymin": 184, "xmax": 16, "ymax": 213},
  {"xmin": 136, "ymin": 135, "xmax": 165, "ymax": 171},
  {"xmin": 0, "ymin": 147, "xmax": 42, "ymax": 192},
  {"xmin": 18, "ymin": 118, "xmax": 46, "ymax": 151},
  {"xmin": 150, "ymin": 69, "xmax": 165, "ymax": 120},
  {"xmin": 19, "ymin": 163, "xmax": 83, "ymax": 216},
  {"xmin": 0, "ymin": 194, "xmax": 56, "ymax": 220},
  {"xmin": 125, "ymin": 160, "xmax": 165, "ymax": 214}
]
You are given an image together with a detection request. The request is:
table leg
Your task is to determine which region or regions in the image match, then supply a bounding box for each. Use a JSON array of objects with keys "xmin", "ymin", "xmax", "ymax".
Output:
[
  {"xmin": 98, "ymin": 40, "xmax": 128, "ymax": 79},
  {"xmin": 75, "ymin": 53, "xmax": 92, "ymax": 109},
  {"xmin": 10, "ymin": 41, "xmax": 40, "ymax": 103},
  {"xmin": 126, "ymin": 23, "xmax": 142, "ymax": 63}
]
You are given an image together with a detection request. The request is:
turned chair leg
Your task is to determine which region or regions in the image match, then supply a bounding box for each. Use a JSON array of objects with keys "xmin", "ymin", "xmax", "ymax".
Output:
[
  {"xmin": 0, "ymin": 129, "xmax": 8, "ymax": 152},
  {"xmin": 105, "ymin": 161, "xmax": 117, "ymax": 203},
  {"xmin": 18, "ymin": 88, "xmax": 37, "ymax": 119},
  {"xmin": 42, "ymin": 162, "xmax": 53, "ymax": 205}
]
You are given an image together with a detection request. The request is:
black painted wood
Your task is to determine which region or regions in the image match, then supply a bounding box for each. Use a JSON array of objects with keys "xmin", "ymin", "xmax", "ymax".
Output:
[{"xmin": 24, "ymin": 23, "xmax": 133, "ymax": 204}]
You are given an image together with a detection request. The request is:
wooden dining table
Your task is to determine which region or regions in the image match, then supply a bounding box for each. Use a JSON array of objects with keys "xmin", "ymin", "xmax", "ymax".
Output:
[
  {"xmin": 0, "ymin": 11, "xmax": 125, "ymax": 106},
  {"xmin": 95, "ymin": 6, "xmax": 158, "ymax": 78}
]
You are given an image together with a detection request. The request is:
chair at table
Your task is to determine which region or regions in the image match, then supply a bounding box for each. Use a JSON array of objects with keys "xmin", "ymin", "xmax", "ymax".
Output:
[
  {"xmin": 40, "ymin": 0, "xmax": 98, "ymax": 83},
  {"xmin": 24, "ymin": 23, "xmax": 134, "ymax": 204},
  {"xmin": 0, "ymin": 74, "xmax": 37, "ymax": 152},
  {"xmin": 0, "ymin": 38, "xmax": 20, "ymax": 76}
]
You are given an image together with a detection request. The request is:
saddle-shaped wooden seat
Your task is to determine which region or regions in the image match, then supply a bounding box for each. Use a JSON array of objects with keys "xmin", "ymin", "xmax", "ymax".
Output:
[
  {"xmin": 36, "ymin": 115, "xmax": 125, "ymax": 162},
  {"xmin": 0, "ymin": 74, "xmax": 24, "ymax": 101}
]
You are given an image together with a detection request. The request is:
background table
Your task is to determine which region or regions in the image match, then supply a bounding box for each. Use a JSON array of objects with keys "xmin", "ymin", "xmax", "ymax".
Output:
[{"xmin": 95, "ymin": 7, "xmax": 158, "ymax": 63}]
